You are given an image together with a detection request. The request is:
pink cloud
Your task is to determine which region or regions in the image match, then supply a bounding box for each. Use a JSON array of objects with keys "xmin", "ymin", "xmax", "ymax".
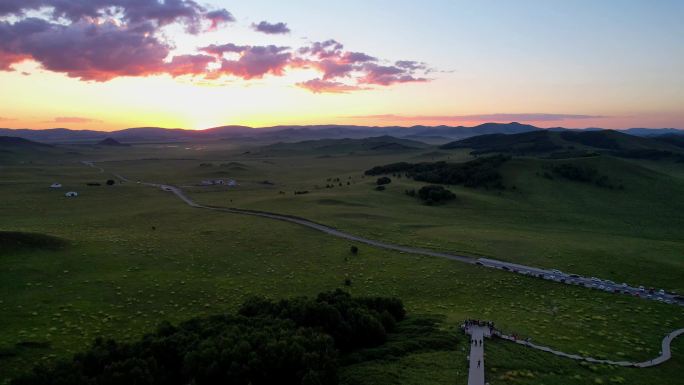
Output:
[
  {"xmin": 0, "ymin": 3, "xmax": 433, "ymax": 93},
  {"xmin": 206, "ymin": 9, "xmax": 235, "ymax": 31},
  {"xmin": 297, "ymin": 79, "xmax": 366, "ymax": 94},
  {"xmin": 217, "ymin": 46, "xmax": 291, "ymax": 79},
  {"xmin": 359, "ymin": 63, "xmax": 428, "ymax": 86},
  {"xmin": 165, "ymin": 54, "xmax": 216, "ymax": 77},
  {"xmin": 0, "ymin": 1, "xmax": 234, "ymax": 34},
  {"xmin": 252, "ymin": 21, "xmax": 290, "ymax": 35}
]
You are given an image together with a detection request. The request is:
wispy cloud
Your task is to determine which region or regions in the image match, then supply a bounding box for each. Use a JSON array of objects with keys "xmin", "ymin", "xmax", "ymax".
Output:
[
  {"xmin": 46, "ymin": 117, "xmax": 102, "ymax": 124},
  {"xmin": 345, "ymin": 113, "xmax": 606, "ymax": 122},
  {"xmin": 0, "ymin": 116, "xmax": 16, "ymax": 121}
]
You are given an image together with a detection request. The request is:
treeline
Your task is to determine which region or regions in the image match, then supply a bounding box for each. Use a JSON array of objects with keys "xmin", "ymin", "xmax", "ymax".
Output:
[
  {"xmin": 365, "ymin": 155, "xmax": 510, "ymax": 189},
  {"xmin": 12, "ymin": 290, "xmax": 405, "ymax": 385},
  {"xmin": 545, "ymin": 163, "xmax": 621, "ymax": 189}
]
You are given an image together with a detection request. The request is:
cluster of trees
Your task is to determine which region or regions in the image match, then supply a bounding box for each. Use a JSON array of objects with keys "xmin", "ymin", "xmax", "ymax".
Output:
[
  {"xmin": 406, "ymin": 185, "xmax": 456, "ymax": 205},
  {"xmin": 325, "ymin": 176, "xmax": 353, "ymax": 188},
  {"xmin": 294, "ymin": 190, "xmax": 310, "ymax": 195},
  {"xmin": 12, "ymin": 290, "xmax": 406, "ymax": 385},
  {"xmin": 376, "ymin": 177, "xmax": 392, "ymax": 185},
  {"xmin": 239, "ymin": 290, "xmax": 405, "ymax": 352},
  {"xmin": 365, "ymin": 155, "xmax": 510, "ymax": 189},
  {"xmin": 548, "ymin": 163, "xmax": 621, "ymax": 189},
  {"xmin": 86, "ymin": 180, "xmax": 116, "ymax": 187}
]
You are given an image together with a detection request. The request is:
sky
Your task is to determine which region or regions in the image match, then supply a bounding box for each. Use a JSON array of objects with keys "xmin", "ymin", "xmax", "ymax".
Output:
[{"xmin": 0, "ymin": 0, "xmax": 682, "ymax": 131}]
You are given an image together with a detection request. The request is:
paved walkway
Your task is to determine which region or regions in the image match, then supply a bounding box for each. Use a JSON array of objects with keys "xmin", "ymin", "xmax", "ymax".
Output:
[
  {"xmin": 495, "ymin": 328, "xmax": 684, "ymax": 368},
  {"xmin": 465, "ymin": 325, "xmax": 491, "ymax": 385}
]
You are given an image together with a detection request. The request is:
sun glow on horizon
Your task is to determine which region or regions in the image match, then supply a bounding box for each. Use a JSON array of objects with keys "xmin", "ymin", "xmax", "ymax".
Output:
[{"xmin": 0, "ymin": 1, "xmax": 682, "ymax": 131}]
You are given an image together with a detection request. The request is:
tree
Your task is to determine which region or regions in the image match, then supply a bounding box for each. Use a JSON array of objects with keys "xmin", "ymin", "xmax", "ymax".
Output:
[
  {"xmin": 415, "ymin": 185, "xmax": 456, "ymax": 205},
  {"xmin": 376, "ymin": 177, "xmax": 391, "ymax": 185},
  {"xmin": 106, "ymin": 179, "xmax": 115, "ymax": 186},
  {"xmin": 350, "ymin": 246, "xmax": 358, "ymax": 255}
]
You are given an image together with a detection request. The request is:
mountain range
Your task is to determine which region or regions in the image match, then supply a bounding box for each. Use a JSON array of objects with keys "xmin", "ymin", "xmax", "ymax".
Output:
[{"xmin": 0, "ymin": 122, "xmax": 681, "ymax": 144}]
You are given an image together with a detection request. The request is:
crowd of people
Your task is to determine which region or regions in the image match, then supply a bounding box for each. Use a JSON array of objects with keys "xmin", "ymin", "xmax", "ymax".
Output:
[{"xmin": 462, "ymin": 319, "xmax": 496, "ymax": 335}]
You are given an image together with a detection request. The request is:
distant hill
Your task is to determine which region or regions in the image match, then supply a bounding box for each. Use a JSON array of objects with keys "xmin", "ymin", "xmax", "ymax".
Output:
[
  {"xmin": 257, "ymin": 136, "xmax": 429, "ymax": 155},
  {"xmin": 0, "ymin": 136, "xmax": 52, "ymax": 148},
  {"xmin": 0, "ymin": 123, "xmax": 681, "ymax": 144},
  {"xmin": 441, "ymin": 130, "xmax": 684, "ymax": 159},
  {"xmin": 0, "ymin": 136, "xmax": 58, "ymax": 164},
  {"xmin": 653, "ymin": 133, "xmax": 684, "ymax": 149},
  {"xmin": 97, "ymin": 137, "xmax": 129, "ymax": 146}
]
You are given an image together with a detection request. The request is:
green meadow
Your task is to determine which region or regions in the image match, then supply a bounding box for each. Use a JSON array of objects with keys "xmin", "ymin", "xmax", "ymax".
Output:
[{"xmin": 1, "ymin": 140, "xmax": 683, "ymax": 384}]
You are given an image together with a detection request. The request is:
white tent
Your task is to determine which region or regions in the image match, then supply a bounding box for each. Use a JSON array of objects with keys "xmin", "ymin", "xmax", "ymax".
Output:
[
  {"xmin": 50, "ymin": 183, "xmax": 62, "ymax": 188},
  {"xmin": 65, "ymin": 191, "xmax": 78, "ymax": 197}
]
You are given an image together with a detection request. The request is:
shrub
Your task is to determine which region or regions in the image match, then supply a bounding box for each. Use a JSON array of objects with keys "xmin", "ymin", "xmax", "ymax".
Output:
[
  {"xmin": 376, "ymin": 177, "xmax": 392, "ymax": 185},
  {"xmin": 416, "ymin": 185, "xmax": 456, "ymax": 205}
]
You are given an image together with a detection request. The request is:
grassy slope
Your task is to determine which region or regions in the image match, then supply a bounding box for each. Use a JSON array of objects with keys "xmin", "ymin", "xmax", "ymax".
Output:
[
  {"xmin": 159, "ymin": 152, "xmax": 684, "ymax": 292},
  {"xmin": 1, "ymin": 143, "xmax": 682, "ymax": 384}
]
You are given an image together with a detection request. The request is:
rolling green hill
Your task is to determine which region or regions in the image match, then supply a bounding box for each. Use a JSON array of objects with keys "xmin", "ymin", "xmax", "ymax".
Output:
[
  {"xmin": 0, "ymin": 136, "xmax": 59, "ymax": 164},
  {"xmin": 440, "ymin": 130, "xmax": 684, "ymax": 159},
  {"xmin": 256, "ymin": 136, "xmax": 430, "ymax": 156}
]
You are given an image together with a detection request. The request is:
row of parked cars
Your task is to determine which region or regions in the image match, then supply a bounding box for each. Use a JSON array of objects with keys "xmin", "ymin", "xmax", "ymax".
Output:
[{"xmin": 476, "ymin": 259, "xmax": 682, "ymax": 306}]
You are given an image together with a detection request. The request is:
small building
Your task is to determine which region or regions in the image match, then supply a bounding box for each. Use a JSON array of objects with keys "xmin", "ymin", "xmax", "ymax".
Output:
[
  {"xmin": 50, "ymin": 183, "xmax": 62, "ymax": 188},
  {"xmin": 201, "ymin": 179, "xmax": 236, "ymax": 186},
  {"xmin": 65, "ymin": 191, "xmax": 78, "ymax": 197}
]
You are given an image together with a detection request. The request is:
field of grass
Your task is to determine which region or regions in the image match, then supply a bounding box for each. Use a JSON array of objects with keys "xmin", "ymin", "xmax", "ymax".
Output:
[
  {"xmin": 98, "ymin": 142, "xmax": 684, "ymax": 292},
  {"xmin": 1, "ymin": 141, "xmax": 682, "ymax": 384}
]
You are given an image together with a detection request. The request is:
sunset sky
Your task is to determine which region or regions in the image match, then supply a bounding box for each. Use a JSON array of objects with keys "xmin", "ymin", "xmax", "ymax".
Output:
[{"xmin": 1, "ymin": 0, "xmax": 682, "ymax": 131}]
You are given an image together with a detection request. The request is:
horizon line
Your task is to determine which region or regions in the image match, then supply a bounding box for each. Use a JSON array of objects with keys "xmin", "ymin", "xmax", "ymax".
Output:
[{"xmin": 1, "ymin": 122, "xmax": 683, "ymax": 133}]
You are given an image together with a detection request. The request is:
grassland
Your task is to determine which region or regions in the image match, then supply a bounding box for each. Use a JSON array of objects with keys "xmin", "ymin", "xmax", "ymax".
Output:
[
  {"xmin": 1, "ymin": 140, "xmax": 683, "ymax": 384},
  {"xmin": 103, "ymin": 143, "xmax": 684, "ymax": 291}
]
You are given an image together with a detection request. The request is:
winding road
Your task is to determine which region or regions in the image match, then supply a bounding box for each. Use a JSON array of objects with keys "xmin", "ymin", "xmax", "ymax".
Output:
[
  {"xmin": 82, "ymin": 161, "xmax": 683, "ymax": 307},
  {"xmin": 81, "ymin": 161, "xmax": 683, "ymax": 382},
  {"xmin": 495, "ymin": 328, "xmax": 684, "ymax": 368}
]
